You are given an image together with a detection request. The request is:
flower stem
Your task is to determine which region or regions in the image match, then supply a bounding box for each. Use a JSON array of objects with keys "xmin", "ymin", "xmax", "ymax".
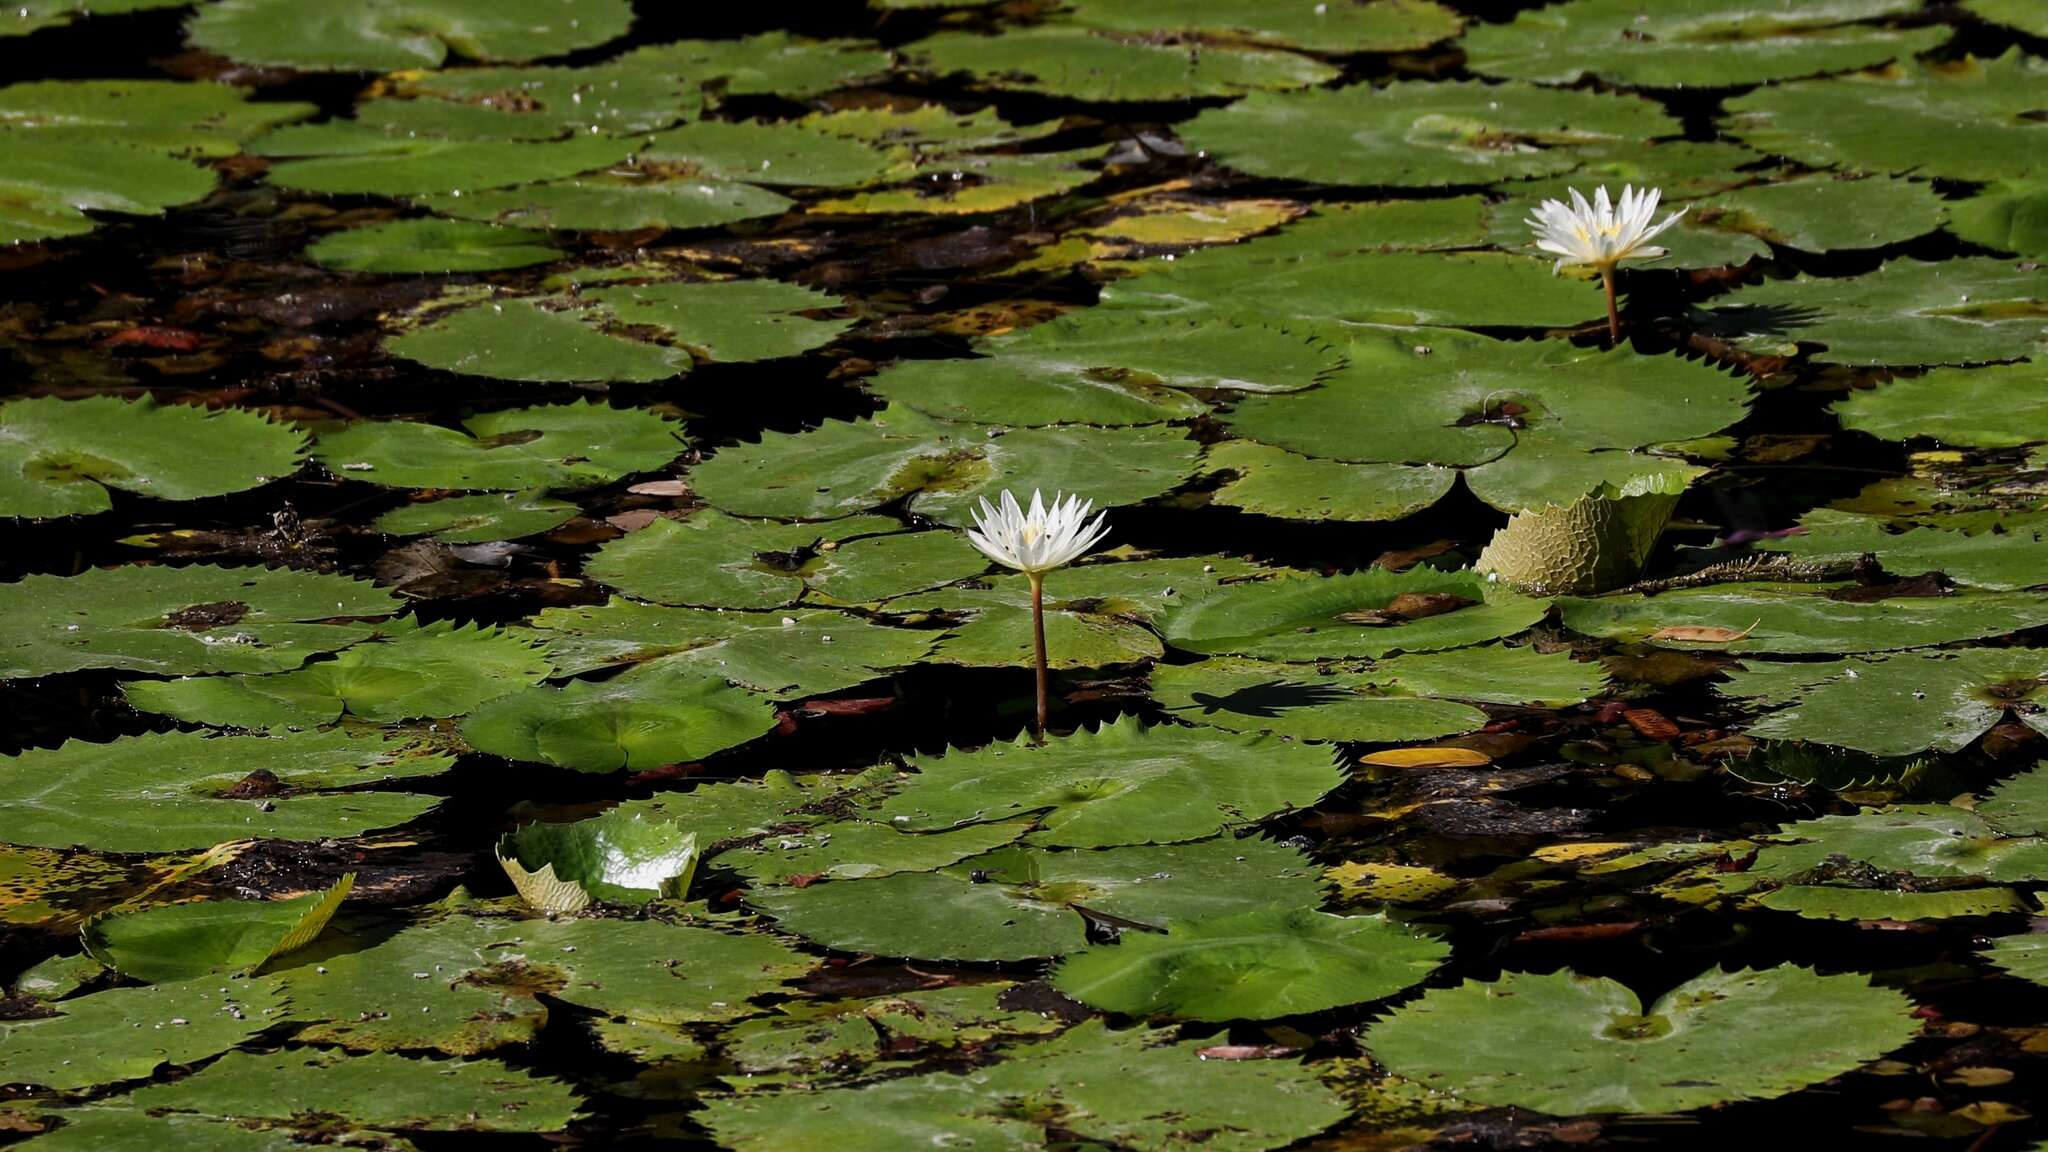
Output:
[
  {"xmin": 1601, "ymin": 266, "xmax": 1621, "ymax": 346},
  {"xmin": 1028, "ymin": 572, "xmax": 1049, "ymax": 743}
]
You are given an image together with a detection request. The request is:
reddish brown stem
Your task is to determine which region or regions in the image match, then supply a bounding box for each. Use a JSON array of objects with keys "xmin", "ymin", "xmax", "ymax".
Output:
[
  {"xmin": 1602, "ymin": 266, "xmax": 1621, "ymax": 345},
  {"xmin": 1029, "ymin": 573, "xmax": 1049, "ymax": 743}
]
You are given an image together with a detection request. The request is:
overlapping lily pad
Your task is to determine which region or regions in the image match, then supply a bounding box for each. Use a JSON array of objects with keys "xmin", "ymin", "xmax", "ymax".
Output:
[
  {"xmin": 80, "ymin": 875, "xmax": 351, "ymax": 982},
  {"xmin": 1160, "ymin": 565, "xmax": 1549, "ymax": 661},
  {"xmin": 186, "ymin": 0, "xmax": 633, "ymax": 71},
  {"xmin": 311, "ymin": 400, "xmax": 685, "ymax": 491},
  {"xmin": 0, "ymin": 729, "xmax": 449, "ymax": 852},
  {"xmin": 1180, "ymin": 79, "xmax": 1678, "ymax": 188},
  {"xmin": 1368, "ymin": 966, "xmax": 1916, "ymax": 1114},
  {"xmin": 1463, "ymin": 0, "xmax": 1946, "ymax": 89},
  {"xmin": 0, "ymin": 563, "xmax": 396, "ymax": 679},
  {"xmin": 1558, "ymin": 582, "xmax": 2048, "ymax": 654},
  {"xmin": 906, "ymin": 26, "xmax": 1337, "ymax": 102},
  {"xmin": 1709, "ymin": 257, "xmax": 2048, "ymax": 366},
  {"xmin": 1, "ymin": 396, "xmax": 306, "ymax": 519}
]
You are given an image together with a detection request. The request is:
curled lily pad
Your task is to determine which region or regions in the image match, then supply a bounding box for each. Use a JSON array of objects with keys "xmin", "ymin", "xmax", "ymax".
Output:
[
  {"xmin": 372, "ymin": 490, "xmax": 577, "ymax": 543},
  {"xmin": 0, "ymin": 563, "xmax": 397, "ymax": 679},
  {"xmin": 906, "ymin": 26, "xmax": 1337, "ymax": 102},
  {"xmin": 530, "ymin": 601, "xmax": 935, "ymax": 695},
  {"xmin": 872, "ymin": 715, "xmax": 1344, "ymax": 848},
  {"xmin": 1833, "ymin": 361, "xmax": 2048, "ymax": 448},
  {"xmin": 311, "ymin": 399, "xmax": 685, "ymax": 491},
  {"xmin": 123, "ymin": 619, "xmax": 550, "ymax": 729},
  {"xmin": 1160, "ymin": 565, "xmax": 1550, "ymax": 661},
  {"xmin": 1179, "ymin": 79, "xmax": 1677, "ymax": 188},
  {"xmin": 0, "ymin": 976, "xmax": 287, "ymax": 1090},
  {"xmin": 0, "ymin": 729, "xmax": 450, "ymax": 852},
  {"xmin": 497, "ymin": 809, "xmax": 699, "ymax": 912},
  {"xmin": 752, "ymin": 836, "xmax": 1327, "ymax": 961},
  {"xmin": 1708, "ymin": 256, "xmax": 2048, "ymax": 367},
  {"xmin": 1367, "ymin": 966, "xmax": 1917, "ymax": 1114},
  {"xmin": 186, "ymin": 0, "xmax": 633, "ymax": 71},
  {"xmin": 461, "ymin": 661, "xmax": 778, "ymax": 773},
  {"xmin": 1463, "ymin": 0, "xmax": 1945, "ymax": 89},
  {"xmin": 128, "ymin": 1049, "xmax": 580, "ymax": 1132},
  {"xmin": 306, "ymin": 217, "xmax": 557, "ymax": 274},
  {"xmin": 80, "ymin": 875, "xmax": 353, "ymax": 983},
  {"xmin": 1052, "ymin": 907, "xmax": 1447, "ymax": 1022},
  {"xmin": 1, "ymin": 396, "xmax": 306, "ymax": 519}
]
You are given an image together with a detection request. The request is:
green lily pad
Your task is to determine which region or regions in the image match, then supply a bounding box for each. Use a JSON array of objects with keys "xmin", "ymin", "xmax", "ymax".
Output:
[
  {"xmin": 1151, "ymin": 657, "xmax": 1488, "ymax": 743},
  {"xmin": 1160, "ymin": 565, "xmax": 1550, "ymax": 661},
  {"xmin": 722, "ymin": 983, "xmax": 1061, "ymax": 1077},
  {"xmin": 186, "ymin": 0, "xmax": 633, "ymax": 71},
  {"xmin": 3, "ymin": 0, "xmax": 187, "ymax": 38},
  {"xmin": 1, "ymin": 395, "xmax": 306, "ymax": 519},
  {"xmin": 382, "ymin": 57, "xmax": 700, "ymax": 137},
  {"xmin": 868, "ymin": 313, "xmax": 1335, "ymax": 427},
  {"xmin": 1687, "ymin": 174, "xmax": 1948, "ymax": 255},
  {"xmin": 1967, "ymin": 0, "xmax": 2048, "ymax": 35},
  {"xmin": 0, "ymin": 976, "xmax": 286, "ymax": 1090},
  {"xmin": 0, "ymin": 138, "xmax": 218, "ymax": 247},
  {"xmin": 1758, "ymin": 507, "xmax": 2048, "ymax": 589},
  {"xmin": 907, "ymin": 26, "xmax": 1337, "ymax": 102},
  {"xmin": 0, "ymin": 729, "xmax": 448, "ymax": 852},
  {"xmin": 311, "ymin": 399, "xmax": 685, "ymax": 491},
  {"xmin": 1723, "ymin": 49, "xmax": 2048, "ymax": 183},
  {"xmin": 128, "ymin": 1049, "xmax": 580, "ymax": 1132},
  {"xmin": 79, "ymin": 875, "xmax": 351, "ymax": 983},
  {"xmin": 1722, "ymin": 649, "xmax": 2048, "ymax": 756},
  {"xmin": 0, "ymin": 77, "xmax": 313, "ymax": 155},
  {"xmin": 1751, "ymin": 805, "xmax": 2048, "ymax": 883},
  {"xmin": 1179, "ymin": 79, "xmax": 1678, "ymax": 188},
  {"xmin": 610, "ymin": 767, "xmax": 895, "ymax": 856},
  {"xmin": 812, "ymin": 148, "xmax": 1107, "ymax": 216},
  {"xmin": 1985, "ymin": 933, "xmax": 2048, "ymax": 985},
  {"xmin": 529, "ymin": 601, "xmax": 936, "ymax": 694},
  {"xmin": 1710, "ymin": 256, "xmax": 2048, "ymax": 367},
  {"xmin": 386, "ymin": 297, "xmax": 689, "ymax": 383},
  {"xmin": 306, "ymin": 217, "xmax": 557, "ymax": 274},
  {"xmin": 253, "ymin": 121, "xmax": 634, "ymax": 198},
  {"xmin": 268, "ymin": 915, "xmax": 546, "ymax": 1053},
  {"xmin": 753, "ymin": 836, "xmax": 1328, "ymax": 961},
  {"xmin": 1834, "ymin": 361, "xmax": 2048, "ymax": 448},
  {"xmin": 704, "ymin": 1018, "xmax": 1349, "ymax": 1152},
  {"xmin": 1199, "ymin": 441, "xmax": 1456, "ymax": 522},
  {"xmin": 872, "ymin": 715, "xmax": 1344, "ymax": 848},
  {"xmin": 585, "ymin": 279, "xmax": 850, "ymax": 362},
  {"xmin": 1052, "ymin": 907, "xmax": 1447, "ymax": 1021},
  {"xmin": 0, "ymin": 562, "xmax": 396, "ymax": 679},
  {"xmin": 498, "ymin": 809, "xmax": 698, "ymax": 912},
  {"xmin": 1949, "ymin": 180, "xmax": 2048, "ymax": 257},
  {"xmin": 461, "ymin": 660, "xmax": 778, "ymax": 773},
  {"xmin": 1367, "ymin": 966, "xmax": 1917, "ymax": 1114},
  {"xmin": 417, "ymin": 172, "xmax": 793, "ymax": 231},
  {"xmin": 4, "ymin": 1110, "xmax": 314, "ymax": 1151},
  {"xmin": 1558, "ymin": 582, "xmax": 2048, "ymax": 654},
  {"xmin": 1463, "ymin": 0, "xmax": 1945, "ymax": 89},
  {"xmin": 1368, "ymin": 642, "xmax": 1613, "ymax": 706},
  {"xmin": 624, "ymin": 33, "xmax": 891, "ymax": 103},
  {"xmin": 585, "ymin": 511, "xmax": 984, "ymax": 609},
  {"xmin": 1759, "ymin": 886, "xmax": 2028, "ymax": 921},
  {"xmin": 1978, "ymin": 764, "xmax": 2048, "ymax": 835},
  {"xmin": 123, "ymin": 619, "xmax": 549, "ymax": 729},
  {"xmin": 638, "ymin": 119, "xmax": 903, "ymax": 189},
  {"xmin": 508, "ymin": 915, "xmax": 819, "ymax": 1024},
  {"xmin": 725, "ymin": 819, "xmax": 1029, "ymax": 888},
  {"xmin": 1065, "ymin": 0, "xmax": 1462, "ymax": 52},
  {"xmin": 372, "ymin": 490, "xmax": 577, "ymax": 543},
  {"xmin": 692, "ymin": 404, "xmax": 1199, "ymax": 525}
]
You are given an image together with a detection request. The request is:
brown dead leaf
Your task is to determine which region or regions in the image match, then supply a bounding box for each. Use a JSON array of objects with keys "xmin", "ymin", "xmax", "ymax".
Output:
[
  {"xmin": 1360, "ymin": 747, "xmax": 1492, "ymax": 769},
  {"xmin": 1649, "ymin": 621, "xmax": 1759, "ymax": 644},
  {"xmin": 606, "ymin": 510, "xmax": 661, "ymax": 532},
  {"xmin": 1622, "ymin": 708, "xmax": 1682, "ymax": 741},
  {"xmin": 626, "ymin": 479, "xmax": 690, "ymax": 497}
]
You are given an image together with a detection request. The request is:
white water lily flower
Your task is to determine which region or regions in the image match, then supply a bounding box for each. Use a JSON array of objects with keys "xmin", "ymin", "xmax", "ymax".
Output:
[
  {"xmin": 966, "ymin": 488, "xmax": 1110, "ymax": 577},
  {"xmin": 1526, "ymin": 184, "xmax": 1685, "ymax": 274}
]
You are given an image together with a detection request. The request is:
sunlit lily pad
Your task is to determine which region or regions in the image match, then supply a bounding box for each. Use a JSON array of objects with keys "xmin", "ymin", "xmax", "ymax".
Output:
[
  {"xmin": 1052, "ymin": 907, "xmax": 1447, "ymax": 1021},
  {"xmin": 1758, "ymin": 507, "xmax": 2048, "ymax": 589},
  {"xmin": 2, "ymin": 1110, "xmax": 311, "ymax": 1151},
  {"xmin": 129, "ymin": 1049, "xmax": 580, "ymax": 1132},
  {"xmin": 1463, "ymin": 0, "xmax": 1945, "ymax": 89},
  {"xmin": 3, "ymin": 0, "xmax": 186, "ymax": 38},
  {"xmin": 0, "ymin": 563, "xmax": 396, "ymax": 679},
  {"xmin": 585, "ymin": 511, "xmax": 983, "ymax": 610},
  {"xmin": 586, "ymin": 279, "xmax": 850, "ymax": 362},
  {"xmin": 1368, "ymin": 965, "xmax": 1917, "ymax": 1114},
  {"xmin": 725, "ymin": 818, "xmax": 1028, "ymax": 888},
  {"xmin": 1199, "ymin": 441, "xmax": 1456, "ymax": 522},
  {"xmin": 461, "ymin": 660, "xmax": 777, "ymax": 773},
  {"xmin": 1160, "ymin": 565, "xmax": 1550, "ymax": 660},
  {"xmin": 311, "ymin": 399, "xmax": 685, "ymax": 491},
  {"xmin": 0, "ymin": 729, "xmax": 448, "ymax": 852},
  {"xmin": 906, "ymin": 26, "xmax": 1337, "ymax": 102},
  {"xmin": 186, "ymin": 0, "xmax": 633, "ymax": 71},
  {"xmin": 0, "ymin": 976, "xmax": 285, "ymax": 1090},
  {"xmin": 704, "ymin": 1018, "xmax": 1349, "ymax": 1152},
  {"xmin": 267, "ymin": 915, "xmax": 545, "ymax": 1053},
  {"xmin": 124, "ymin": 619, "xmax": 549, "ymax": 729},
  {"xmin": 1686, "ymin": 173, "xmax": 1948, "ymax": 255},
  {"xmin": 381, "ymin": 56, "xmax": 699, "ymax": 137},
  {"xmin": 692, "ymin": 404, "xmax": 1199, "ymax": 524},
  {"xmin": 1985, "ymin": 933, "xmax": 2048, "ymax": 986},
  {"xmin": 1833, "ymin": 361, "xmax": 2048, "ymax": 448},
  {"xmin": 1558, "ymin": 582, "xmax": 2048, "ymax": 654},
  {"xmin": 1722, "ymin": 649, "xmax": 2048, "ymax": 756},
  {"xmin": 1723, "ymin": 50, "xmax": 2048, "ymax": 183},
  {"xmin": 0, "ymin": 77, "xmax": 313, "ymax": 155},
  {"xmin": 373, "ymin": 490, "xmax": 577, "ymax": 543},
  {"xmin": 871, "ymin": 715, "xmax": 1344, "ymax": 848},
  {"xmin": 528, "ymin": 600, "xmax": 936, "ymax": 694},
  {"xmin": 1, "ymin": 395, "xmax": 305, "ymax": 519},
  {"xmin": 1064, "ymin": 0, "xmax": 1462, "ymax": 52},
  {"xmin": 387, "ymin": 297, "xmax": 689, "ymax": 383},
  {"xmin": 1709, "ymin": 256, "xmax": 2048, "ymax": 366},
  {"xmin": 0, "ymin": 843, "xmax": 236, "ymax": 933},
  {"xmin": 0, "ymin": 138, "xmax": 218, "ymax": 246},
  {"xmin": 499, "ymin": 808, "xmax": 697, "ymax": 912},
  {"xmin": 1180, "ymin": 79, "xmax": 1678, "ymax": 188},
  {"xmin": 753, "ymin": 836, "xmax": 1327, "ymax": 960},
  {"xmin": 306, "ymin": 217, "xmax": 557, "ymax": 273},
  {"xmin": 638, "ymin": 119, "xmax": 902, "ymax": 189},
  {"xmin": 418, "ymin": 172, "xmax": 793, "ymax": 232},
  {"xmin": 80, "ymin": 875, "xmax": 351, "ymax": 983}
]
